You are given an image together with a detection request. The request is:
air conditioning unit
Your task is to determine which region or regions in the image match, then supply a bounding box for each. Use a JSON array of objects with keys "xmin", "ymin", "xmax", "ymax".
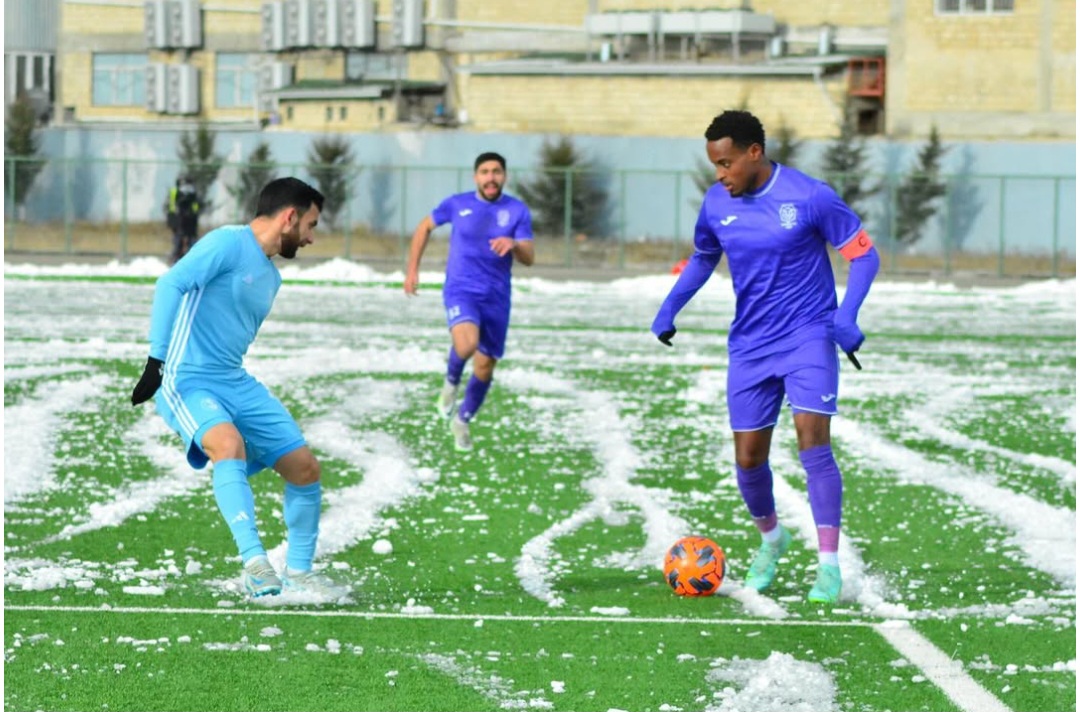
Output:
[
  {"xmin": 313, "ymin": 0, "xmax": 340, "ymax": 48},
  {"xmin": 258, "ymin": 62, "xmax": 294, "ymax": 111},
  {"xmin": 166, "ymin": 0, "xmax": 202, "ymax": 49},
  {"xmin": 262, "ymin": 1, "xmax": 286, "ymax": 51},
  {"xmin": 145, "ymin": 0, "xmax": 202, "ymax": 49},
  {"xmin": 285, "ymin": 0, "xmax": 313, "ymax": 48},
  {"xmin": 166, "ymin": 64, "xmax": 199, "ymax": 114},
  {"xmin": 341, "ymin": 0, "xmax": 376, "ymax": 49},
  {"xmin": 391, "ymin": 0, "xmax": 423, "ymax": 49},
  {"xmin": 145, "ymin": 1, "xmax": 169, "ymax": 48},
  {"xmin": 145, "ymin": 63, "xmax": 169, "ymax": 112}
]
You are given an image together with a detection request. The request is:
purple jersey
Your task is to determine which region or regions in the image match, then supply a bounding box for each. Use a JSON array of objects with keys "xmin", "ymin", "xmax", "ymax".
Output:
[
  {"xmin": 432, "ymin": 191, "xmax": 533, "ymax": 297},
  {"xmin": 695, "ymin": 163, "xmax": 862, "ymax": 358}
]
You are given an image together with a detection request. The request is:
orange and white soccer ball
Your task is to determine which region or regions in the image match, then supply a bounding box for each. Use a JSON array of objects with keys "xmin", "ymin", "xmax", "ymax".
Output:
[{"xmin": 663, "ymin": 536, "xmax": 726, "ymax": 596}]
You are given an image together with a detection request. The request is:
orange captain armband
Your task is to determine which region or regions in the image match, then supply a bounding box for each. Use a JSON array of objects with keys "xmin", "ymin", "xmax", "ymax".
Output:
[{"xmin": 839, "ymin": 229, "xmax": 874, "ymax": 261}]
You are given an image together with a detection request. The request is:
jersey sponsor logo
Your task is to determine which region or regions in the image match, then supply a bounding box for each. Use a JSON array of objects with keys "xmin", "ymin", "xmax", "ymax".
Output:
[
  {"xmin": 720, "ymin": 215, "xmax": 738, "ymax": 226},
  {"xmin": 458, "ymin": 209, "xmax": 473, "ymax": 217},
  {"xmin": 497, "ymin": 209, "xmax": 510, "ymax": 228},
  {"xmin": 779, "ymin": 203, "xmax": 798, "ymax": 229}
]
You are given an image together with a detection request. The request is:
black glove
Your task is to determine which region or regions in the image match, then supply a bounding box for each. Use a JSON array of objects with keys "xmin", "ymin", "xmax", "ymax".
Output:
[
  {"xmin": 845, "ymin": 351, "xmax": 863, "ymax": 371},
  {"xmin": 657, "ymin": 328, "xmax": 676, "ymax": 347},
  {"xmin": 131, "ymin": 357, "xmax": 164, "ymax": 405}
]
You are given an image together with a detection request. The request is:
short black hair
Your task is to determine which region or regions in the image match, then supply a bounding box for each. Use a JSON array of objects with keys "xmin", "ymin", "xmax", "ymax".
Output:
[
  {"xmin": 474, "ymin": 151, "xmax": 506, "ymax": 171},
  {"xmin": 704, "ymin": 110, "xmax": 766, "ymax": 150},
  {"xmin": 255, "ymin": 177, "xmax": 325, "ymax": 218}
]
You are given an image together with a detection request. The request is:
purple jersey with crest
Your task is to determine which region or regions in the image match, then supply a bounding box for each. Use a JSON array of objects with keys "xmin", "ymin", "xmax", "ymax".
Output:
[
  {"xmin": 695, "ymin": 163, "xmax": 862, "ymax": 358},
  {"xmin": 432, "ymin": 191, "xmax": 533, "ymax": 297}
]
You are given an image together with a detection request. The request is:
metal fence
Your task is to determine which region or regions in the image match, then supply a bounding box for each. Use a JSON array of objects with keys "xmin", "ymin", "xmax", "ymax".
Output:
[{"xmin": 4, "ymin": 156, "xmax": 1075, "ymax": 278}]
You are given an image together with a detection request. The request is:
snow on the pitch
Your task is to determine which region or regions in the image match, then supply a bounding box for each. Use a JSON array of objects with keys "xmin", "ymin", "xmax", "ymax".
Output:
[
  {"xmin": 420, "ymin": 652, "xmax": 553, "ymax": 710},
  {"xmin": 703, "ymin": 652, "xmax": 838, "ymax": 712},
  {"xmin": 4, "ymin": 374, "xmax": 112, "ymax": 503},
  {"xmin": 504, "ymin": 371, "xmax": 691, "ymax": 609},
  {"xmin": 832, "ymin": 417, "xmax": 1076, "ymax": 589}
]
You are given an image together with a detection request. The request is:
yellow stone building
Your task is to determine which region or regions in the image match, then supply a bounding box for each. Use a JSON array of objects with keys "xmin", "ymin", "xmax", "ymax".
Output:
[{"xmin": 56, "ymin": 0, "xmax": 1074, "ymax": 139}]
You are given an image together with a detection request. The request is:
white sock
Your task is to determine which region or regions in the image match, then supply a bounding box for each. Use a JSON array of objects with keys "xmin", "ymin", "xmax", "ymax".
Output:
[
  {"xmin": 761, "ymin": 525, "xmax": 783, "ymax": 545},
  {"xmin": 818, "ymin": 552, "xmax": 839, "ymax": 567}
]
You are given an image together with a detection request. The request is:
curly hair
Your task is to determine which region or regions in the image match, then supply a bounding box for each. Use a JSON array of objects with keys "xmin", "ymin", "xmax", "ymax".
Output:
[{"xmin": 704, "ymin": 110, "xmax": 766, "ymax": 150}]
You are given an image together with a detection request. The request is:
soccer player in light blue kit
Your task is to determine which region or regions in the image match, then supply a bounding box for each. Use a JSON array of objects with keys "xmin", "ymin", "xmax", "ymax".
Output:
[
  {"xmin": 652, "ymin": 111, "xmax": 880, "ymax": 603},
  {"xmin": 404, "ymin": 152, "xmax": 534, "ymax": 451},
  {"xmin": 130, "ymin": 177, "xmax": 347, "ymax": 600}
]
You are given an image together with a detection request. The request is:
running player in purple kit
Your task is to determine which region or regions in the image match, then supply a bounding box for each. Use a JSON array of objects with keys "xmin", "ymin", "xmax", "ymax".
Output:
[
  {"xmin": 404, "ymin": 152, "xmax": 535, "ymax": 451},
  {"xmin": 651, "ymin": 110, "xmax": 880, "ymax": 603}
]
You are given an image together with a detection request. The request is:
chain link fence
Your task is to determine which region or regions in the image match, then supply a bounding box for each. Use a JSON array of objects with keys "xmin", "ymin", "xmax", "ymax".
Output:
[{"xmin": 4, "ymin": 156, "xmax": 1074, "ymax": 278}]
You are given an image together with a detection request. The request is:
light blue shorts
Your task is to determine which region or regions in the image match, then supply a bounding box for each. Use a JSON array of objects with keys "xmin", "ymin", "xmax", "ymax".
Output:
[
  {"xmin": 154, "ymin": 372, "xmax": 305, "ymax": 475},
  {"xmin": 727, "ymin": 337, "xmax": 841, "ymax": 431}
]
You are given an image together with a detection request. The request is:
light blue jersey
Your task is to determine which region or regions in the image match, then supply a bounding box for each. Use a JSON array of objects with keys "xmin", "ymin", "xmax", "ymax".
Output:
[
  {"xmin": 148, "ymin": 224, "xmax": 301, "ymax": 473},
  {"xmin": 149, "ymin": 224, "xmax": 280, "ymax": 377}
]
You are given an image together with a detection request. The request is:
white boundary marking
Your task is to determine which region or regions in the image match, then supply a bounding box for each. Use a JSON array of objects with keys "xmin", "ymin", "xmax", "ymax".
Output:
[
  {"xmin": 6, "ymin": 604, "xmax": 1012, "ymax": 711},
  {"xmin": 4, "ymin": 604, "xmax": 866, "ymax": 627},
  {"xmin": 875, "ymin": 621, "xmax": 1012, "ymax": 712}
]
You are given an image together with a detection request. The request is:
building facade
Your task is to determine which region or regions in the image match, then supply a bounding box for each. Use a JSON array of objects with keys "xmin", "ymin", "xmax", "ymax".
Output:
[{"xmin": 45, "ymin": 0, "xmax": 1077, "ymax": 140}]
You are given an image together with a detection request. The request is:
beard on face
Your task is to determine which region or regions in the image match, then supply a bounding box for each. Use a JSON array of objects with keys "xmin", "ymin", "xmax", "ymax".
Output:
[
  {"xmin": 280, "ymin": 228, "xmax": 302, "ymax": 259},
  {"xmin": 481, "ymin": 181, "xmax": 502, "ymax": 200}
]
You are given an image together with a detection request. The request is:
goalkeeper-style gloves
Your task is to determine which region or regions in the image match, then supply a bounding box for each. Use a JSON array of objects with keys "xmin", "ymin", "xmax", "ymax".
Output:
[{"xmin": 131, "ymin": 357, "xmax": 164, "ymax": 405}]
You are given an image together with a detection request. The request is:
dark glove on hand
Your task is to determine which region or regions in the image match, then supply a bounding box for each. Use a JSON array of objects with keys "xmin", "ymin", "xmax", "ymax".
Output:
[
  {"xmin": 657, "ymin": 328, "xmax": 676, "ymax": 347},
  {"xmin": 131, "ymin": 357, "xmax": 164, "ymax": 406}
]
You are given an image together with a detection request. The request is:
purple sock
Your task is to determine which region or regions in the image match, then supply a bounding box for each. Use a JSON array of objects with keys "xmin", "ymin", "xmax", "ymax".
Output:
[
  {"xmin": 447, "ymin": 347, "xmax": 466, "ymax": 386},
  {"xmin": 736, "ymin": 462, "xmax": 776, "ymax": 530},
  {"xmin": 800, "ymin": 444, "xmax": 843, "ymax": 551},
  {"xmin": 457, "ymin": 375, "xmax": 491, "ymax": 422}
]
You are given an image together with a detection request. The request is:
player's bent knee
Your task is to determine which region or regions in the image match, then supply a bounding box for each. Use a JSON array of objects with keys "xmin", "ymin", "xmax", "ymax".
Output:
[{"xmin": 276, "ymin": 447, "xmax": 321, "ymax": 485}]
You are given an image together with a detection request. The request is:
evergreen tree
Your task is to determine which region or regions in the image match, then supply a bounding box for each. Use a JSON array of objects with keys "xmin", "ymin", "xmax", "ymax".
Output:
[
  {"xmin": 177, "ymin": 122, "xmax": 224, "ymax": 213},
  {"xmin": 821, "ymin": 106, "xmax": 880, "ymax": 220},
  {"xmin": 895, "ymin": 126, "xmax": 948, "ymax": 246},
  {"xmin": 516, "ymin": 136, "xmax": 609, "ymax": 237},
  {"xmin": 306, "ymin": 135, "xmax": 357, "ymax": 230},
  {"xmin": 772, "ymin": 118, "xmax": 802, "ymax": 168},
  {"xmin": 227, "ymin": 142, "xmax": 277, "ymax": 221},
  {"xmin": 4, "ymin": 96, "xmax": 47, "ymax": 212}
]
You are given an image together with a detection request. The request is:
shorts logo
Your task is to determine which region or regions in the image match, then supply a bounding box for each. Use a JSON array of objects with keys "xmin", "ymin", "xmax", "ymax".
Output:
[
  {"xmin": 201, "ymin": 397, "xmax": 220, "ymax": 411},
  {"xmin": 497, "ymin": 209, "xmax": 510, "ymax": 228},
  {"xmin": 820, "ymin": 393, "xmax": 837, "ymax": 403},
  {"xmin": 779, "ymin": 203, "xmax": 798, "ymax": 230},
  {"xmin": 447, "ymin": 305, "xmax": 461, "ymax": 320}
]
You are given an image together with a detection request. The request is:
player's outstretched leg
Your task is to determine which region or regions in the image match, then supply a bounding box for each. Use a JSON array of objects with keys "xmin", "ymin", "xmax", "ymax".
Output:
[
  {"xmin": 280, "ymin": 479, "xmax": 349, "ymax": 600},
  {"xmin": 213, "ymin": 459, "xmax": 277, "ymax": 596}
]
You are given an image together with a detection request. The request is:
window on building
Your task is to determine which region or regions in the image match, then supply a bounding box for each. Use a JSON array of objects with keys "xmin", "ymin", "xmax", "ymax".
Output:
[
  {"xmin": 325, "ymin": 106, "xmax": 333, "ymax": 121},
  {"xmin": 937, "ymin": 0, "xmax": 1013, "ymax": 14},
  {"xmin": 339, "ymin": 106, "xmax": 347, "ymax": 120},
  {"xmin": 215, "ymin": 53, "xmax": 258, "ymax": 108},
  {"xmin": 92, "ymin": 53, "xmax": 147, "ymax": 106},
  {"xmin": 345, "ymin": 52, "xmax": 405, "ymax": 81},
  {"xmin": 286, "ymin": 106, "xmax": 294, "ymax": 121}
]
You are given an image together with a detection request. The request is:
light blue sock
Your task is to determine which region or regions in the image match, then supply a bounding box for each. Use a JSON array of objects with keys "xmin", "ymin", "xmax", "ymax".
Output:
[
  {"xmin": 212, "ymin": 459, "xmax": 264, "ymax": 563},
  {"xmin": 284, "ymin": 481, "xmax": 322, "ymax": 572}
]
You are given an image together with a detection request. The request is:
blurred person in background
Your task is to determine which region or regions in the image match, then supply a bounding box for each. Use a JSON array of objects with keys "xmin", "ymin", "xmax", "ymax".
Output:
[{"xmin": 404, "ymin": 152, "xmax": 535, "ymax": 452}]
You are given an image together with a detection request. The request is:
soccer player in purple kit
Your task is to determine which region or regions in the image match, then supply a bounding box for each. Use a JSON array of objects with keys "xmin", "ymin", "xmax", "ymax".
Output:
[
  {"xmin": 404, "ymin": 152, "xmax": 535, "ymax": 451},
  {"xmin": 651, "ymin": 110, "xmax": 880, "ymax": 603}
]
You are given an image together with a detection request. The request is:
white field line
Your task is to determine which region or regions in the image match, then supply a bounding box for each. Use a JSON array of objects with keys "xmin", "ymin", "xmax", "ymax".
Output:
[
  {"xmin": 875, "ymin": 621, "xmax": 1012, "ymax": 712},
  {"xmin": 1, "ymin": 603, "xmax": 870, "ymax": 627}
]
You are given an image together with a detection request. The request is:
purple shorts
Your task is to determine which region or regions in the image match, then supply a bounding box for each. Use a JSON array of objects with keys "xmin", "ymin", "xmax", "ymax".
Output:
[
  {"xmin": 443, "ymin": 289, "xmax": 511, "ymax": 360},
  {"xmin": 727, "ymin": 337, "xmax": 841, "ymax": 431}
]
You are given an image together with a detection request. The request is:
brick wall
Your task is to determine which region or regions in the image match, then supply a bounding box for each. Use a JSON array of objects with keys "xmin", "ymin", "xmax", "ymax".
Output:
[{"xmin": 462, "ymin": 73, "xmax": 846, "ymax": 138}]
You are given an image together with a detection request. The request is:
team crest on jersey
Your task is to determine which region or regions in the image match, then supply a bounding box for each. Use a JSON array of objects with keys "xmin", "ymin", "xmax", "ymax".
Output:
[
  {"xmin": 497, "ymin": 209, "xmax": 511, "ymax": 228},
  {"xmin": 779, "ymin": 203, "xmax": 798, "ymax": 229}
]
